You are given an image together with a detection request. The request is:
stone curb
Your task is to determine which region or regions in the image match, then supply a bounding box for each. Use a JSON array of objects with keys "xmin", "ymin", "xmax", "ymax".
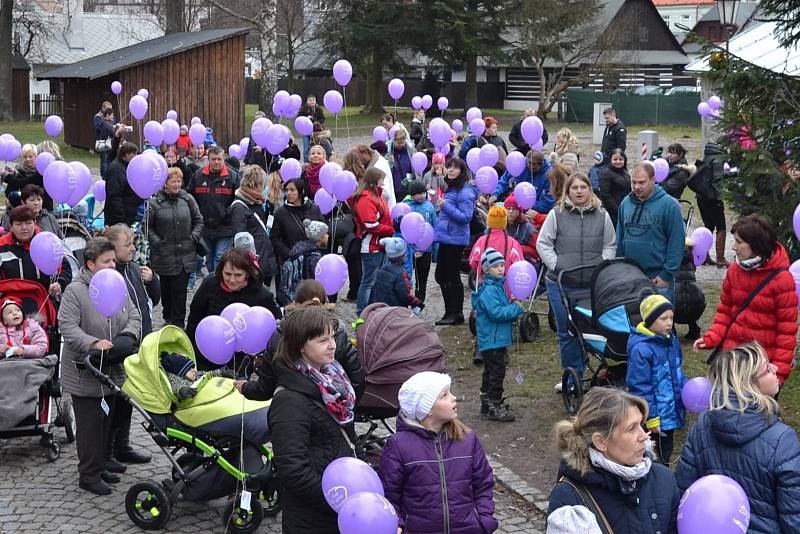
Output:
[{"xmin": 489, "ymin": 457, "xmax": 550, "ymax": 514}]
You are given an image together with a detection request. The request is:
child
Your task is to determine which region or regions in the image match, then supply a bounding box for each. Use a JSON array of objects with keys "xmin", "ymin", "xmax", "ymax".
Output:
[
  {"xmin": 470, "ymin": 248, "xmax": 524, "ymax": 422},
  {"xmin": 368, "ymin": 237, "xmax": 422, "ymax": 313},
  {"xmin": 626, "ymin": 294, "xmax": 688, "ymax": 465},
  {"xmin": 404, "ymin": 180, "xmax": 437, "ymax": 302},
  {"xmin": 159, "ymin": 351, "xmax": 233, "ymax": 400},
  {"xmin": 468, "ymin": 205, "xmax": 525, "ymax": 287},
  {"xmin": 422, "ymin": 152, "xmax": 447, "ymax": 207},
  {"xmin": 380, "ymin": 371, "xmax": 498, "ymax": 534},
  {"xmin": 504, "ymin": 193, "xmax": 539, "ymax": 261},
  {"xmin": 277, "ymin": 219, "xmax": 328, "ymax": 305},
  {"xmin": 588, "ymin": 150, "xmax": 604, "ymax": 194},
  {"xmin": 391, "ymin": 215, "xmax": 414, "ymax": 283},
  {"xmin": 1, "ymin": 297, "xmax": 48, "ymax": 358}
]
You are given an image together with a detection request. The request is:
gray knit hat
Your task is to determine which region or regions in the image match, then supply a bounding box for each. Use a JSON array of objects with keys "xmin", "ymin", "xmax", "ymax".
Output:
[
  {"xmin": 379, "ymin": 237, "xmax": 407, "ymax": 260},
  {"xmin": 481, "ymin": 247, "xmax": 505, "ymax": 272},
  {"xmin": 304, "ymin": 219, "xmax": 328, "ymax": 242}
]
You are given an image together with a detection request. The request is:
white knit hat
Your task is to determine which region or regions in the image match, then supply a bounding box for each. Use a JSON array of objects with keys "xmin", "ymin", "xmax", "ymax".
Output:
[
  {"xmin": 398, "ymin": 372, "xmax": 452, "ymax": 422},
  {"xmin": 546, "ymin": 505, "xmax": 603, "ymax": 534}
]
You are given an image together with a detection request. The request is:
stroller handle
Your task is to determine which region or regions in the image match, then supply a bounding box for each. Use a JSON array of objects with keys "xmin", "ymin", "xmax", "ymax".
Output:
[{"xmin": 82, "ymin": 354, "xmax": 123, "ymax": 394}]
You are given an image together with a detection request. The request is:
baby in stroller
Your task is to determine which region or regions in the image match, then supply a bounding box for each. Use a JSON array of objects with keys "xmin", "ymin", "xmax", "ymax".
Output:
[
  {"xmin": 159, "ymin": 351, "xmax": 233, "ymax": 400},
  {"xmin": 1, "ymin": 296, "xmax": 48, "ymax": 358}
]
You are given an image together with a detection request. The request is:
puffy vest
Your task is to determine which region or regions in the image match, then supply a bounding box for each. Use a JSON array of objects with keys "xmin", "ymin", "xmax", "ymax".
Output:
[{"xmin": 549, "ymin": 205, "xmax": 605, "ymax": 286}]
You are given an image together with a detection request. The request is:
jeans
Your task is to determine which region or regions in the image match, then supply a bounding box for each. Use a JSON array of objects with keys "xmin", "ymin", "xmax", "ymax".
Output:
[
  {"xmin": 302, "ymin": 135, "xmax": 312, "ymax": 162},
  {"xmin": 546, "ymin": 279, "xmax": 585, "ymax": 375},
  {"xmin": 204, "ymin": 236, "xmax": 234, "ymax": 273},
  {"xmin": 481, "ymin": 347, "xmax": 508, "ymax": 401},
  {"xmin": 656, "ymin": 279, "xmax": 675, "ymax": 305},
  {"xmin": 357, "ymin": 251, "xmax": 385, "ymax": 315},
  {"xmin": 99, "ymin": 151, "xmax": 110, "ymax": 179}
]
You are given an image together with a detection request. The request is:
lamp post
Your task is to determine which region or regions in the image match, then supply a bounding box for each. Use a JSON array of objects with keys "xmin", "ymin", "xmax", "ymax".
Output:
[{"xmin": 716, "ymin": 0, "xmax": 739, "ymax": 52}]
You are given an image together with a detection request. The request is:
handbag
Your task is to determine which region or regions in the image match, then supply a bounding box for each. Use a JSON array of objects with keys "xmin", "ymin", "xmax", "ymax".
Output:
[
  {"xmin": 558, "ymin": 476, "xmax": 615, "ymax": 534},
  {"xmin": 94, "ymin": 138, "xmax": 112, "ymax": 153},
  {"xmin": 706, "ymin": 268, "xmax": 787, "ymax": 364}
]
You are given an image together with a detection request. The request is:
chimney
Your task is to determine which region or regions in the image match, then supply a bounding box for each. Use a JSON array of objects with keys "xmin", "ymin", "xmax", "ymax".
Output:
[{"xmin": 65, "ymin": 0, "xmax": 85, "ymax": 50}]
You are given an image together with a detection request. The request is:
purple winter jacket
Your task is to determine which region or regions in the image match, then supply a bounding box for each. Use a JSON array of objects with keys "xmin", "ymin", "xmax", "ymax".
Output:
[{"xmin": 379, "ymin": 416, "xmax": 498, "ymax": 533}]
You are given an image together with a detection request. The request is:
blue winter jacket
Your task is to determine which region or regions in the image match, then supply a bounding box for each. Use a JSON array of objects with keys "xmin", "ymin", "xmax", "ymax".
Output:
[
  {"xmin": 615, "ymin": 185, "xmax": 685, "ymax": 282},
  {"xmin": 433, "ymin": 184, "xmax": 477, "ymax": 247},
  {"xmin": 471, "ymin": 274, "xmax": 524, "ymax": 352},
  {"xmin": 369, "ymin": 260, "xmax": 420, "ymax": 309},
  {"xmin": 675, "ymin": 403, "xmax": 800, "ymax": 534},
  {"xmin": 626, "ymin": 323, "xmax": 687, "ymax": 432},
  {"xmin": 404, "ymin": 197, "xmax": 437, "ymax": 253},
  {"xmin": 493, "ymin": 159, "xmax": 554, "ymax": 213}
]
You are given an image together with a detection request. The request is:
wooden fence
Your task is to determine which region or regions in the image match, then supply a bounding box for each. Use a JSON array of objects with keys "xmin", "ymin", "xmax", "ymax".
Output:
[{"xmin": 31, "ymin": 94, "xmax": 63, "ymax": 121}]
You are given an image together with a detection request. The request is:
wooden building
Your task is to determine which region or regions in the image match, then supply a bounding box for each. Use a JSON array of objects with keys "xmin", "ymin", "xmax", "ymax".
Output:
[
  {"xmin": 12, "ymin": 55, "xmax": 31, "ymax": 121},
  {"xmin": 37, "ymin": 28, "xmax": 248, "ymax": 150}
]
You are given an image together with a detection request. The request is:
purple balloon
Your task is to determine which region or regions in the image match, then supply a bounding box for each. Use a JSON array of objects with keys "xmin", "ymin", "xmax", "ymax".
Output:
[
  {"xmin": 697, "ymin": 102, "xmax": 712, "ymax": 118},
  {"xmin": 0, "ymin": 139, "xmax": 8, "ymax": 161},
  {"xmin": 129, "ymin": 95, "xmax": 148, "ymax": 121},
  {"xmin": 5, "ymin": 139, "xmax": 21, "ymax": 161},
  {"xmin": 790, "ymin": 260, "xmax": 800, "ymax": 306},
  {"xmin": 466, "ymin": 147, "xmax": 481, "ymax": 174},
  {"xmin": 389, "ymin": 125, "xmax": 400, "ymax": 140},
  {"xmin": 166, "ymin": 109, "xmax": 178, "ymax": 121},
  {"xmin": 295, "ymin": 116, "xmax": 314, "ymax": 136},
  {"xmin": 44, "ymin": 115, "xmax": 63, "ymax": 138},
  {"xmin": 411, "ymin": 152, "xmax": 428, "ymax": 175},
  {"xmin": 251, "ymin": 117, "xmax": 273, "ymax": 147},
  {"xmin": 429, "ymin": 118, "xmax": 451, "ymax": 148},
  {"xmin": 93, "ymin": 180, "xmax": 106, "ymax": 202},
  {"xmin": 333, "ymin": 170, "xmax": 357, "ymax": 202},
  {"xmin": 162, "ymin": 119, "xmax": 180, "ymax": 144},
  {"xmin": 127, "ymin": 152, "xmax": 167, "ymax": 199},
  {"xmin": 708, "ymin": 95, "xmax": 722, "ymax": 111},
  {"xmin": 678, "ymin": 475, "xmax": 750, "ymax": 534},
  {"xmin": 221, "ymin": 302, "xmax": 250, "ymax": 326},
  {"xmin": 521, "ymin": 116, "xmax": 543, "ymax": 146},
  {"xmin": 420, "ymin": 95, "xmax": 433, "ymax": 110},
  {"xmin": 469, "ymin": 118, "xmax": 485, "ymax": 137},
  {"xmin": 437, "ymin": 97, "xmax": 449, "ymax": 111},
  {"xmin": 653, "ymin": 158, "xmax": 669, "ymax": 183},
  {"xmin": 314, "ymin": 188, "xmax": 337, "ymax": 215},
  {"xmin": 228, "ymin": 144, "xmax": 241, "ymax": 160},
  {"xmin": 195, "ymin": 316, "xmax": 237, "ymax": 365},
  {"xmin": 681, "ymin": 377, "xmax": 711, "ymax": 413},
  {"xmin": 372, "ymin": 126, "xmax": 388, "ymax": 143},
  {"xmin": 89, "ymin": 268, "xmax": 127, "ymax": 318},
  {"xmin": 506, "ymin": 151, "xmax": 526, "ymax": 177},
  {"xmin": 280, "ymin": 158, "xmax": 302, "ymax": 182},
  {"xmin": 451, "ymin": 119, "xmax": 463, "ymax": 133},
  {"xmin": 515, "ymin": 182, "xmax": 537, "ymax": 210},
  {"xmin": 794, "ymin": 203, "xmax": 800, "ymax": 242},
  {"xmin": 388, "ymin": 78, "xmax": 404, "ymax": 100},
  {"xmin": 35, "ymin": 152, "xmax": 55, "ymax": 175},
  {"xmin": 191, "ymin": 116, "xmax": 202, "ymax": 125},
  {"xmin": 30, "ymin": 231, "xmax": 65, "ymax": 276},
  {"xmin": 690, "ymin": 227, "xmax": 714, "ymax": 266},
  {"xmin": 66, "ymin": 161, "xmax": 92, "ymax": 207},
  {"xmin": 479, "ymin": 144, "xmax": 499, "ymax": 168},
  {"xmin": 320, "ymin": 162, "xmax": 342, "ymax": 193},
  {"xmin": 240, "ymin": 137, "xmax": 250, "ymax": 151},
  {"xmin": 507, "ymin": 261, "xmax": 538, "ymax": 300},
  {"xmin": 143, "ymin": 120, "xmax": 164, "ymax": 146},
  {"xmin": 322, "ymin": 457, "xmax": 384, "ymax": 512},
  {"xmin": 400, "ymin": 212, "xmax": 425, "ymax": 245},
  {"xmin": 236, "ymin": 306, "xmax": 276, "ymax": 355},
  {"xmin": 323, "ymin": 90, "xmax": 344, "ymax": 114},
  {"xmin": 315, "ymin": 254, "xmax": 348, "ymax": 294},
  {"xmin": 476, "ymin": 166, "xmax": 499, "ymax": 195},
  {"xmin": 411, "ymin": 96, "xmax": 422, "ymax": 110},
  {"xmin": 265, "ymin": 124, "xmax": 291, "ymax": 156},
  {"xmin": 188, "ymin": 123, "xmax": 206, "ymax": 146},
  {"xmin": 274, "ymin": 90, "xmax": 290, "ymax": 114},
  {"xmin": 111, "ymin": 81, "xmax": 122, "ymax": 95},
  {"xmin": 137, "ymin": 88, "xmax": 149, "ymax": 100},
  {"xmin": 391, "ymin": 203, "xmax": 411, "ymax": 219},
  {"xmin": 531, "ymin": 138, "xmax": 544, "ymax": 151},
  {"xmin": 416, "ymin": 223, "xmax": 434, "ymax": 252},
  {"xmin": 43, "ymin": 161, "xmax": 74, "ymax": 203},
  {"xmin": 289, "ymin": 94, "xmax": 302, "ymax": 112},
  {"xmin": 466, "ymin": 107, "xmax": 482, "ymax": 123},
  {"xmin": 333, "ymin": 59, "xmax": 353, "ymax": 86},
  {"xmin": 338, "ymin": 492, "xmax": 398, "ymax": 534},
  {"xmin": 272, "ymin": 100, "xmax": 284, "ymax": 119}
]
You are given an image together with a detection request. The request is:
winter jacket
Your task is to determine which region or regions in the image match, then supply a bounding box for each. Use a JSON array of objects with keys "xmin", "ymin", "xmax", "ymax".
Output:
[
  {"xmin": 662, "ymin": 159, "xmax": 695, "ymax": 200},
  {"xmin": 600, "ymin": 119, "xmax": 627, "ymax": 158},
  {"xmin": 404, "ymin": 197, "xmax": 437, "ymax": 253},
  {"xmin": 422, "ymin": 171, "xmax": 447, "ymax": 202},
  {"xmin": 367, "ymin": 151, "xmax": 397, "ymax": 210},
  {"xmin": 616, "ymin": 186, "xmax": 685, "ymax": 282},
  {"xmin": 186, "ymin": 164, "xmax": 240, "ymax": 239},
  {"xmin": 268, "ymin": 361, "xmax": 356, "ymax": 534},
  {"xmin": 351, "ymin": 189, "xmax": 393, "ymax": 253},
  {"xmin": 702, "ymin": 244, "xmax": 798, "ymax": 382},
  {"xmin": 433, "ymin": 184, "xmax": 477, "ymax": 247},
  {"xmin": 167, "ymin": 159, "xmax": 192, "ymax": 188},
  {"xmin": 688, "ymin": 143, "xmax": 726, "ymax": 201},
  {"xmin": 230, "ymin": 197, "xmax": 278, "ymax": 279},
  {"xmin": 116, "ymin": 260, "xmax": 160, "ymax": 338},
  {"xmin": 471, "ymin": 274, "xmax": 524, "ymax": 352},
  {"xmin": 298, "ymin": 104, "xmax": 325, "ymax": 125},
  {"xmin": 58, "ymin": 269, "xmax": 141, "ymax": 398},
  {"xmin": 509, "ymin": 120, "xmax": 548, "ymax": 155},
  {"xmin": 2, "ymin": 164, "xmax": 52, "ymax": 211},
  {"xmin": 270, "ymin": 200, "xmax": 324, "ymax": 262},
  {"xmin": 0, "ymin": 228, "xmax": 72, "ymax": 292},
  {"xmin": 380, "ymin": 416, "xmax": 498, "ymax": 534},
  {"xmin": 176, "ymin": 132, "xmax": 191, "ymax": 155},
  {"xmin": 548, "ymin": 458, "xmax": 679, "ymax": 534},
  {"xmin": 468, "ymin": 229, "xmax": 525, "ymax": 288},
  {"xmin": 106, "ymin": 156, "xmax": 144, "ymax": 227},
  {"xmin": 675, "ymin": 404, "xmax": 800, "ymax": 533},
  {"xmin": 507, "ymin": 218, "xmax": 538, "ymax": 260},
  {"xmin": 277, "ymin": 240, "xmax": 324, "ymax": 306},
  {"xmin": 598, "ymin": 165, "xmax": 631, "ymax": 225},
  {"xmin": 147, "ymin": 190, "xmax": 204, "ymax": 276},
  {"xmin": 369, "ymin": 260, "xmax": 421, "ymax": 309},
  {"xmin": 626, "ymin": 324, "xmax": 687, "ymax": 432},
  {"xmin": 409, "ymin": 118, "xmax": 426, "ymax": 146},
  {"xmin": 458, "ymin": 134, "xmax": 508, "ymax": 160},
  {"xmin": 2, "ymin": 318, "xmax": 48, "ymax": 358},
  {"xmin": 494, "ymin": 159, "xmax": 554, "ymax": 213},
  {"xmin": 185, "ymin": 275, "xmax": 281, "ymax": 370},
  {"xmin": 388, "ymin": 141, "xmax": 415, "ymax": 200}
]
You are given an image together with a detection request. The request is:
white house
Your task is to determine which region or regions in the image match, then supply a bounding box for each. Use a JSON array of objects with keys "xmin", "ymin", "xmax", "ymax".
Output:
[{"xmin": 653, "ymin": 0, "xmax": 716, "ymax": 40}]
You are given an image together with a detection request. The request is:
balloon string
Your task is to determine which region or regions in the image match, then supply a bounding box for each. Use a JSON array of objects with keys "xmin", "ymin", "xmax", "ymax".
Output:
[
  {"xmin": 330, "ymin": 203, "xmax": 339, "ymax": 254},
  {"xmin": 394, "ymin": 99, "xmax": 398, "ymax": 120},
  {"xmin": 343, "ymin": 86, "xmax": 351, "ymax": 150}
]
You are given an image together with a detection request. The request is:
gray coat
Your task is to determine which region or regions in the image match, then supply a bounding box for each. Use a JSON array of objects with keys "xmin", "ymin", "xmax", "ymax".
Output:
[
  {"xmin": 58, "ymin": 269, "xmax": 141, "ymax": 398},
  {"xmin": 147, "ymin": 190, "xmax": 204, "ymax": 276}
]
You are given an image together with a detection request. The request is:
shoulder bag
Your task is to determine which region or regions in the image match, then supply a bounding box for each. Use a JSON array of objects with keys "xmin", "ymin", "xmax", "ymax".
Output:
[{"xmin": 557, "ymin": 476, "xmax": 615, "ymax": 534}]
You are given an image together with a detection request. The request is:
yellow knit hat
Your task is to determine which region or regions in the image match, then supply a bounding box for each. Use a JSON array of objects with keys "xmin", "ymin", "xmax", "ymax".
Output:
[
  {"xmin": 639, "ymin": 294, "xmax": 674, "ymax": 328},
  {"xmin": 487, "ymin": 205, "xmax": 508, "ymax": 230}
]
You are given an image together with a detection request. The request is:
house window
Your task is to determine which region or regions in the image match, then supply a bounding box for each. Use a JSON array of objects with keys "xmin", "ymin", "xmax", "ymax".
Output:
[
  {"xmin": 485, "ymin": 68, "xmax": 499, "ymax": 82},
  {"xmin": 663, "ymin": 15, "xmax": 670, "ymax": 20},
  {"xmin": 682, "ymin": 14, "xmax": 690, "ymax": 19}
]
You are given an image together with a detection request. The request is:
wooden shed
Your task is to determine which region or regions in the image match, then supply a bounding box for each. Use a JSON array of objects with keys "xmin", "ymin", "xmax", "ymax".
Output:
[
  {"xmin": 12, "ymin": 54, "xmax": 31, "ymax": 121},
  {"xmin": 37, "ymin": 28, "xmax": 249, "ymax": 150}
]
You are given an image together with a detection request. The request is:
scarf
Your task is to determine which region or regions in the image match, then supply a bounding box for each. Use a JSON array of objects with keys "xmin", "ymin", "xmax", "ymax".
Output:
[
  {"xmin": 589, "ymin": 443, "xmax": 653, "ymax": 482},
  {"xmin": 304, "ymin": 162, "xmax": 323, "ymax": 191},
  {"xmin": 235, "ymin": 186, "xmax": 265, "ymax": 205},
  {"xmin": 736, "ymin": 255, "xmax": 763, "ymax": 271},
  {"xmin": 296, "ymin": 359, "xmax": 355, "ymax": 425}
]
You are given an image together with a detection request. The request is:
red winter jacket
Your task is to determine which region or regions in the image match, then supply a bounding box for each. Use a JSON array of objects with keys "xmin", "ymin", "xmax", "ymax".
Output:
[
  {"xmin": 351, "ymin": 188, "xmax": 393, "ymax": 253},
  {"xmin": 703, "ymin": 244, "xmax": 798, "ymax": 383}
]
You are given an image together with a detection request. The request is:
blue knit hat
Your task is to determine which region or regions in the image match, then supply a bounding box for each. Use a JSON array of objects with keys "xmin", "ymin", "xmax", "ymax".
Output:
[
  {"xmin": 380, "ymin": 237, "xmax": 407, "ymax": 260},
  {"xmin": 481, "ymin": 247, "xmax": 505, "ymax": 272}
]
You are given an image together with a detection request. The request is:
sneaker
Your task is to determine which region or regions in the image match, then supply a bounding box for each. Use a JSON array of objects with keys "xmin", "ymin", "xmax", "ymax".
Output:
[{"xmin": 554, "ymin": 381, "xmax": 563, "ymax": 393}]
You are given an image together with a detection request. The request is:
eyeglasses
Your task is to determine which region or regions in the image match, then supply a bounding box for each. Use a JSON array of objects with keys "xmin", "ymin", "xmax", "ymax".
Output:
[{"xmin": 755, "ymin": 363, "xmax": 778, "ymax": 380}]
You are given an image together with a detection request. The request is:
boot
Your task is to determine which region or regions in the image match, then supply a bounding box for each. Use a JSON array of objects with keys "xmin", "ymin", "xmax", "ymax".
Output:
[
  {"xmin": 435, "ymin": 283, "xmax": 457, "ymax": 326},
  {"xmin": 79, "ymin": 479, "xmax": 112, "ymax": 496},
  {"xmin": 479, "ymin": 393, "xmax": 490, "ymax": 417},
  {"xmin": 715, "ymin": 231, "xmax": 729, "ymax": 268},
  {"xmin": 703, "ymin": 254, "xmax": 715, "ymax": 266},
  {"xmin": 685, "ymin": 321, "xmax": 701, "ymax": 341},
  {"xmin": 486, "ymin": 399, "xmax": 515, "ymax": 422},
  {"xmin": 473, "ymin": 342, "xmax": 484, "ymax": 366},
  {"xmin": 113, "ymin": 419, "xmax": 152, "ymax": 464},
  {"xmin": 101, "ymin": 471, "xmax": 121, "ymax": 484}
]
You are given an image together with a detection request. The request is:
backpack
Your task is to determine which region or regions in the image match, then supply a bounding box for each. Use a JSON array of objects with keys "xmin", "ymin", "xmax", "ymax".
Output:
[{"xmin": 278, "ymin": 248, "xmax": 322, "ymax": 303}]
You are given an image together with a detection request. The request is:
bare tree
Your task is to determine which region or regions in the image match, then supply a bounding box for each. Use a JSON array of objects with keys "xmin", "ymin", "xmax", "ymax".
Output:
[
  {"xmin": 278, "ymin": 0, "xmax": 320, "ymax": 91},
  {"xmin": 0, "ymin": 0, "xmax": 12, "ymax": 121},
  {"xmin": 165, "ymin": 0, "xmax": 184, "ymax": 33},
  {"xmin": 12, "ymin": 0, "xmax": 53, "ymax": 58}
]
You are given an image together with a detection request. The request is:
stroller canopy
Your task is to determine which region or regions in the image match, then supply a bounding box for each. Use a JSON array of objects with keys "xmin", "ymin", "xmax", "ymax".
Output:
[{"xmin": 591, "ymin": 259, "xmax": 655, "ymax": 321}]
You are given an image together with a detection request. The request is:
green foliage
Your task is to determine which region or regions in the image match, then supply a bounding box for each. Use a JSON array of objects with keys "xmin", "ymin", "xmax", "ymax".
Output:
[{"xmin": 760, "ymin": 0, "xmax": 800, "ymax": 49}]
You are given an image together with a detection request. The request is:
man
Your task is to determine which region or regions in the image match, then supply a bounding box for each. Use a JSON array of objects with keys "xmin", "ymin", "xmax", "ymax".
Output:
[
  {"xmin": 186, "ymin": 145, "xmax": 240, "ymax": 273},
  {"xmin": 508, "ymin": 107, "xmax": 549, "ymax": 155},
  {"xmin": 488, "ymin": 150, "xmax": 554, "ymax": 214},
  {"xmin": 244, "ymin": 110, "xmax": 269, "ymax": 170},
  {"xmin": 409, "ymin": 108, "xmax": 426, "ymax": 147},
  {"xmin": 353, "ymin": 143, "xmax": 395, "ymax": 209},
  {"xmin": 105, "ymin": 142, "xmax": 142, "ymax": 227},
  {"xmin": 298, "ymin": 95, "xmax": 325, "ymax": 162},
  {"xmin": 183, "ymin": 143, "xmax": 208, "ymax": 175},
  {"xmin": 95, "ymin": 105, "xmax": 115, "ymax": 179},
  {"xmin": 601, "ymin": 107, "xmax": 627, "ymax": 160},
  {"xmin": 616, "ymin": 162, "xmax": 685, "ymax": 303}
]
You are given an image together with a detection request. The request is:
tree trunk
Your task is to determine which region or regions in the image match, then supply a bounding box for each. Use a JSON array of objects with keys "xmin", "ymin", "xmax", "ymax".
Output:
[
  {"xmin": 362, "ymin": 50, "xmax": 384, "ymax": 114},
  {"xmin": 0, "ymin": 0, "xmax": 12, "ymax": 121},
  {"xmin": 258, "ymin": 0, "xmax": 279, "ymax": 118},
  {"xmin": 165, "ymin": 0, "xmax": 185, "ymax": 34},
  {"xmin": 536, "ymin": 64, "xmax": 549, "ymax": 120},
  {"xmin": 464, "ymin": 54, "xmax": 478, "ymax": 110},
  {"xmin": 287, "ymin": 48, "xmax": 295, "ymax": 92}
]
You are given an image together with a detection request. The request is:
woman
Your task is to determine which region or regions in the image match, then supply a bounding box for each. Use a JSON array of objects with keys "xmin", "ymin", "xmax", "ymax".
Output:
[
  {"xmin": 662, "ymin": 143, "xmax": 695, "ymax": 200},
  {"xmin": 483, "ymin": 116, "xmax": 509, "ymax": 155},
  {"xmin": 186, "ymin": 248, "xmax": 281, "ymax": 370},
  {"xmin": 270, "ymin": 178, "xmax": 324, "ymax": 270},
  {"xmin": 387, "ymin": 128, "xmax": 416, "ymax": 201},
  {"xmin": 693, "ymin": 214, "xmax": 798, "ymax": 384},
  {"xmin": 265, "ymin": 167, "xmax": 285, "ymax": 217},
  {"xmin": 337, "ymin": 152, "xmax": 366, "ymax": 302},
  {"xmin": 58, "ymin": 237, "xmax": 142, "ymax": 496},
  {"xmin": 537, "ymin": 173, "xmax": 616, "ymax": 392},
  {"xmin": 677, "ymin": 343, "xmax": 800, "ymax": 532},
  {"xmin": 598, "ymin": 148, "xmax": 630, "ymax": 226},
  {"xmin": 551, "ymin": 127, "xmax": 581, "ymax": 166},
  {"xmin": 311, "ymin": 122, "xmax": 334, "ymax": 160},
  {"xmin": 547, "ymin": 387, "xmax": 680, "ymax": 533},
  {"xmin": 303, "ymin": 145, "xmax": 327, "ymax": 198},
  {"xmin": 164, "ymin": 147, "xmax": 191, "ymax": 188},
  {"xmin": 433, "ymin": 157, "xmax": 477, "ymax": 325},
  {"xmin": 148, "ymin": 167, "xmax": 203, "ymax": 329},
  {"xmin": 2, "ymin": 144, "xmax": 52, "ymax": 210},
  {"xmin": 381, "ymin": 112, "xmax": 409, "ymax": 139},
  {"xmin": 237, "ymin": 279, "xmax": 365, "ymax": 401},
  {"xmin": 231, "ymin": 165, "xmax": 278, "ymax": 283},
  {"xmin": 351, "ymin": 167, "xmax": 394, "ymax": 315},
  {"xmin": 268, "ymin": 306, "xmax": 357, "ymax": 534},
  {"xmin": 1, "ymin": 184, "xmax": 63, "ymax": 238}
]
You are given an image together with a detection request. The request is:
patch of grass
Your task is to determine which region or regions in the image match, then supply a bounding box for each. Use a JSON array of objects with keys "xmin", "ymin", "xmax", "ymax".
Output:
[{"xmin": 0, "ymin": 119, "xmax": 99, "ymax": 170}]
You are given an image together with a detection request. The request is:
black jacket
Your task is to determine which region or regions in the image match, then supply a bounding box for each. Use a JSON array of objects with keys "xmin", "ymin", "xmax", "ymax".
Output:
[
  {"xmin": 0, "ymin": 228, "xmax": 72, "ymax": 291},
  {"xmin": 509, "ymin": 119, "xmax": 549, "ymax": 155},
  {"xmin": 270, "ymin": 200, "xmax": 324, "ymax": 262},
  {"xmin": 3, "ymin": 164, "xmax": 53, "ymax": 211},
  {"xmin": 147, "ymin": 190, "xmax": 204, "ymax": 276},
  {"xmin": 601, "ymin": 120, "xmax": 627, "ymax": 158},
  {"xmin": 298, "ymin": 104, "xmax": 325, "ymax": 125},
  {"xmin": 185, "ymin": 274, "xmax": 281, "ymax": 370},
  {"xmin": 662, "ymin": 158, "xmax": 691, "ymax": 200},
  {"xmin": 598, "ymin": 165, "xmax": 631, "ymax": 225},
  {"xmin": 410, "ymin": 119, "xmax": 426, "ymax": 146},
  {"xmin": 269, "ymin": 361, "xmax": 355, "ymax": 534},
  {"xmin": 186, "ymin": 164, "xmax": 240, "ymax": 239},
  {"xmin": 230, "ymin": 196, "xmax": 278, "ymax": 279},
  {"xmin": 689, "ymin": 143, "xmax": 727, "ymax": 201},
  {"xmin": 106, "ymin": 156, "xmax": 143, "ymax": 226},
  {"xmin": 245, "ymin": 141, "xmax": 302, "ymax": 172},
  {"xmin": 168, "ymin": 160, "xmax": 192, "ymax": 189},
  {"xmin": 116, "ymin": 260, "xmax": 160, "ymax": 337}
]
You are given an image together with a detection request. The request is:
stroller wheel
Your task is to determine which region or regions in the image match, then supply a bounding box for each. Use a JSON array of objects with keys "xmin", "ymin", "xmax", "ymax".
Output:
[
  {"xmin": 46, "ymin": 439, "xmax": 60, "ymax": 462},
  {"xmin": 561, "ymin": 368, "xmax": 584, "ymax": 417},
  {"xmin": 547, "ymin": 304, "xmax": 557, "ymax": 332},
  {"xmin": 126, "ymin": 480, "xmax": 172, "ymax": 530},
  {"xmin": 224, "ymin": 492, "xmax": 264, "ymax": 533},
  {"xmin": 519, "ymin": 312, "xmax": 540, "ymax": 342},
  {"xmin": 468, "ymin": 270, "xmax": 477, "ymax": 291},
  {"xmin": 60, "ymin": 397, "xmax": 76, "ymax": 443},
  {"xmin": 468, "ymin": 310, "xmax": 477, "ymax": 337},
  {"xmin": 260, "ymin": 477, "xmax": 281, "ymax": 517}
]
